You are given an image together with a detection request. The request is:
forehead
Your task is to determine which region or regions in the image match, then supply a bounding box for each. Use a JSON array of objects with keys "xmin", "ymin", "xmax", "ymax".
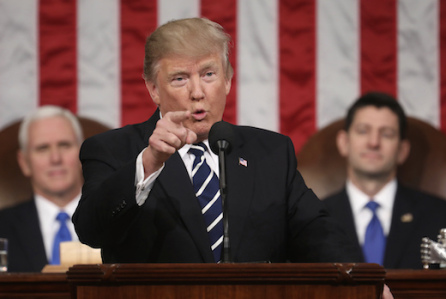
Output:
[
  {"xmin": 158, "ymin": 53, "xmax": 223, "ymax": 72},
  {"xmin": 352, "ymin": 106, "xmax": 399, "ymax": 128},
  {"xmin": 28, "ymin": 116, "xmax": 77, "ymax": 145}
]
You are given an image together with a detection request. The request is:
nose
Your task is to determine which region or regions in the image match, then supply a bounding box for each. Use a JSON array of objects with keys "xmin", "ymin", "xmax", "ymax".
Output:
[
  {"xmin": 49, "ymin": 147, "xmax": 62, "ymax": 163},
  {"xmin": 189, "ymin": 76, "xmax": 204, "ymax": 100},
  {"xmin": 367, "ymin": 131, "xmax": 380, "ymax": 148}
]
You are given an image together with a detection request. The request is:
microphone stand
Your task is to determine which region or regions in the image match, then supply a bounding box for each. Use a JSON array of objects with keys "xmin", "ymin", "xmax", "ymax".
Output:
[{"xmin": 216, "ymin": 140, "xmax": 231, "ymax": 263}]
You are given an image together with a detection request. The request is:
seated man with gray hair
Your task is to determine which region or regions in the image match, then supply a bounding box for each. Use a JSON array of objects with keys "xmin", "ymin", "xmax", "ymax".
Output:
[{"xmin": 0, "ymin": 106, "xmax": 84, "ymax": 272}]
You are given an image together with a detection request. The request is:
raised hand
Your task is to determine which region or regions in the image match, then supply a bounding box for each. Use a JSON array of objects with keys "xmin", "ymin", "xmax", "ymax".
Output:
[{"xmin": 142, "ymin": 111, "xmax": 197, "ymax": 178}]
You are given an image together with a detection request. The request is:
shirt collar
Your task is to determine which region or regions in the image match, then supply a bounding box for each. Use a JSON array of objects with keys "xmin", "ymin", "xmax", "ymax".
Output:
[
  {"xmin": 178, "ymin": 140, "xmax": 211, "ymax": 158},
  {"xmin": 178, "ymin": 140, "xmax": 219, "ymax": 174},
  {"xmin": 35, "ymin": 193, "xmax": 81, "ymax": 218},
  {"xmin": 346, "ymin": 178, "xmax": 397, "ymax": 212}
]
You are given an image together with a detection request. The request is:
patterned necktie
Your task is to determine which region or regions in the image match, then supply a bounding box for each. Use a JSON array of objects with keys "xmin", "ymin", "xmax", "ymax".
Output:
[
  {"xmin": 189, "ymin": 143, "xmax": 223, "ymax": 263},
  {"xmin": 363, "ymin": 201, "xmax": 386, "ymax": 265},
  {"xmin": 51, "ymin": 212, "xmax": 72, "ymax": 265}
]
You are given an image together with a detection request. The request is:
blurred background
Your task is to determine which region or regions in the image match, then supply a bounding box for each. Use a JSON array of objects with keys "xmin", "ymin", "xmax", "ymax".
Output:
[{"xmin": 0, "ymin": 0, "xmax": 445, "ymax": 153}]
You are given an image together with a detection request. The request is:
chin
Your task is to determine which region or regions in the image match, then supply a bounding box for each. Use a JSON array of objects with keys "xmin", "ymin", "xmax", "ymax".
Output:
[
  {"xmin": 359, "ymin": 169, "xmax": 391, "ymax": 179},
  {"xmin": 193, "ymin": 124, "xmax": 211, "ymax": 139}
]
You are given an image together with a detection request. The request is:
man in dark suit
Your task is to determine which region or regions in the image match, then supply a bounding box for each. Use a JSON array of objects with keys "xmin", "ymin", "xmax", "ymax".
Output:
[
  {"xmin": 72, "ymin": 17, "xmax": 358, "ymax": 265},
  {"xmin": 323, "ymin": 92, "xmax": 446, "ymax": 269},
  {"xmin": 0, "ymin": 106, "xmax": 84, "ymax": 272}
]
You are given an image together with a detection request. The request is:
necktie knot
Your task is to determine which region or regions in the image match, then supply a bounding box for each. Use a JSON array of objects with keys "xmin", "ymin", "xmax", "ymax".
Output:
[
  {"xmin": 189, "ymin": 142, "xmax": 206, "ymax": 157},
  {"xmin": 365, "ymin": 201, "xmax": 379, "ymax": 213},
  {"xmin": 56, "ymin": 212, "xmax": 70, "ymax": 223}
]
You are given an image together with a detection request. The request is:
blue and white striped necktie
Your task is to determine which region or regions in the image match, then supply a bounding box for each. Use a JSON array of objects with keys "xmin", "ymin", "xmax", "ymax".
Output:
[{"xmin": 189, "ymin": 142, "xmax": 223, "ymax": 263}]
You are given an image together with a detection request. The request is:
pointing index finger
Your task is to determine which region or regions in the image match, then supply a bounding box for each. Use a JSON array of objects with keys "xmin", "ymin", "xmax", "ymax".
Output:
[{"xmin": 166, "ymin": 110, "xmax": 191, "ymax": 124}]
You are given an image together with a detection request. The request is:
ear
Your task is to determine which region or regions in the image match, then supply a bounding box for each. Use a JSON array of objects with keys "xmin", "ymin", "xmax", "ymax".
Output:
[
  {"xmin": 225, "ymin": 77, "xmax": 232, "ymax": 95},
  {"xmin": 336, "ymin": 130, "xmax": 349, "ymax": 158},
  {"xmin": 396, "ymin": 139, "xmax": 411, "ymax": 165},
  {"xmin": 145, "ymin": 80, "xmax": 160, "ymax": 106},
  {"xmin": 17, "ymin": 150, "xmax": 32, "ymax": 177}
]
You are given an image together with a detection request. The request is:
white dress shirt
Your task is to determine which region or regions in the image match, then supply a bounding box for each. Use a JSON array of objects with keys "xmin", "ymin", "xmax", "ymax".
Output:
[
  {"xmin": 346, "ymin": 179, "xmax": 396, "ymax": 245},
  {"xmin": 135, "ymin": 140, "xmax": 219, "ymax": 206},
  {"xmin": 35, "ymin": 194, "xmax": 80, "ymax": 261}
]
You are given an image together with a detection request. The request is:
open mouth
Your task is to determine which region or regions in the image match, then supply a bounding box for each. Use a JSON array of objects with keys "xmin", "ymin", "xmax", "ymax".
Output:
[{"xmin": 192, "ymin": 109, "xmax": 207, "ymax": 121}]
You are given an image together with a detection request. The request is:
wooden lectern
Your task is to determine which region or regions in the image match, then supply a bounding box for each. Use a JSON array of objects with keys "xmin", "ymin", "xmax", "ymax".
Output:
[{"xmin": 66, "ymin": 263, "xmax": 385, "ymax": 299}]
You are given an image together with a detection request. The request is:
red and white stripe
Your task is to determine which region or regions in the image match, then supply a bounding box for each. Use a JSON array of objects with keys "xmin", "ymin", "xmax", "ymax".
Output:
[{"xmin": 0, "ymin": 0, "xmax": 445, "ymax": 152}]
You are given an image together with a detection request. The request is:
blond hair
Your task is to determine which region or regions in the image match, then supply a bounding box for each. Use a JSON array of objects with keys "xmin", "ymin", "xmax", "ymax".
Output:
[{"xmin": 143, "ymin": 17, "xmax": 233, "ymax": 83}]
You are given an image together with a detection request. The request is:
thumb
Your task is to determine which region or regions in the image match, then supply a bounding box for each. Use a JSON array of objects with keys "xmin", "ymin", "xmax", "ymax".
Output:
[{"xmin": 185, "ymin": 129, "xmax": 197, "ymax": 144}]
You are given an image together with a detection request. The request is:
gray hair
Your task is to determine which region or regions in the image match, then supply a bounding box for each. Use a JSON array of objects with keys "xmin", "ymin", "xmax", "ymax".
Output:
[
  {"xmin": 18, "ymin": 105, "xmax": 83, "ymax": 151},
  {"xmin": 143, "ymin": 17, "xmax": 233, "ymax": 83}
]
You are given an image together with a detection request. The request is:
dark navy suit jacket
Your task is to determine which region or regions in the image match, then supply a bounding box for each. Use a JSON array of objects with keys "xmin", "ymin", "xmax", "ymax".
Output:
[
  {"xmin": 323, "ymin": 184, "xmax": 446, "ymax": 269},
  {"xmin": 73, "ymin": 110, "xmax": 358, "ymax": 264},
  {"xmin": 0, "ymin": 199, "xmax": 48, "ymax": 272}
]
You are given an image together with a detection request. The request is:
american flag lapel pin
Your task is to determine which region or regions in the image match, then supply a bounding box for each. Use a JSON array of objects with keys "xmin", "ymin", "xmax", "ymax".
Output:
[{"xmin": 239, "ymin": 157, "xmax": 248, "ymax": 167}]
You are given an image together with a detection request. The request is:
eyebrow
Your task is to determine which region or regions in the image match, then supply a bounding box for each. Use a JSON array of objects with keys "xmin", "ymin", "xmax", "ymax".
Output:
[
  {"xmin": 167, "ymin": 60, "xmax": 219, "ymax": 78},
  {"xmin": 166, "ymin": 67, "xmax": 187, "ymax": 77},
  {"xmin": 33, "ymin": 139, "xmax": 75, "ymax": 149},
  {"xmin": 200, "ymin": 61, "xmax": 218, "ymax": 70}
]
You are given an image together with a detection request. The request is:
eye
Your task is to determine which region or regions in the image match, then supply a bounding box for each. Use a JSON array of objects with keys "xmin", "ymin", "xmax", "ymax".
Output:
[
  {"xmin": 36, "ymin": 147, "xmax": 48, "ymax": 153},
  {"xmin": 59, "ymin": 141, "xmax": 73, "ymax": 149},
  {"xmin": 381, "ymin": 129, "xmax": 397, "ymax": 139},
  {"xmin": 171, "ymin": 75, "xmax": 187, "ymax": 86},
  {"xmin": 202, "ymin": 71, "xmax": 217, "ymax": 82},
  {"xmin": 35, "ymin": 146, "xmax": 49, "ymax": 153},
  {"xmin": 354, "ymin": 126, "xmax": 368, "ymax": 135}
]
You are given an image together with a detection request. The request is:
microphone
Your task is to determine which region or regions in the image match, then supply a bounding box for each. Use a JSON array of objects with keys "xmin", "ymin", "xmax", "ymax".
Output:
[{"xmin": 209, "ymin": 121, "xmax": 234, "ymax": 263}]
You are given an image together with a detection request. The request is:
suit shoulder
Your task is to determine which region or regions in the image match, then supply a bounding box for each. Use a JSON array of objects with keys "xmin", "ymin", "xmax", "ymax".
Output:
[
  {"xmin": 235, "ymin": 125, "xmax": 292, "ymax": 147},
  {"xmin": 0, "ymin": 199, "xmax": 34, "ymax": 214},
  {"xmin": 322, "ymin": 189, "xmax": 345, "ymax": 202},
  {"xmin": 398, "ymin": 184, "xmax": 446, "ymax": 207},
  {"xmin": 80, "ymin": 121, "xmax": 150, "ymax": 158},
  {"xmin": 237, "ymin": 125, "xmax": 286, "ymax": 138},
  {"xmin": 84, "ymin": 122, "xmax": 146, "ymax": 144},
  {"xmin": 321, "ymin": 189, "xmax": 346, "ymax": 208},
  {"xmin": 0, "ymin": 200, "xmax": 35, "ymax": 225}
]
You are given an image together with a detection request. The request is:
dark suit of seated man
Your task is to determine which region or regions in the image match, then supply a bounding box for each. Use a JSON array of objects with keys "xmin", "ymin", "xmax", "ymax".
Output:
[
  {"xmin": 0, "ymin": 106, "xmax": 83, "ymax": 272},
  {"xmin": 323, "ymin": 92, "xmax": 446, "ymax": 269},
  {"xmin": 73, "ymin": 17, "xmax": 360, "ymax": 265}
]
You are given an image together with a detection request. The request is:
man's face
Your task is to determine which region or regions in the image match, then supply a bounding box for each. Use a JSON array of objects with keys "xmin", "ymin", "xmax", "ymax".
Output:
[
  {"xmin": 338, "ymin": 106, "xmax": 409, "ymax": 180},
  {"xmin": 18, "ymin": 116, "xmax": 83, "ymax": 202},
  {"xmin": 146, "ymin": 52, "xmax": 231, "ymax": 141}
]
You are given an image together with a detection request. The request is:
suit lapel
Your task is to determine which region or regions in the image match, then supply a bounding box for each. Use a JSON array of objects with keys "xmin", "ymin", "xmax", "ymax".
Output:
[
  {"xmin": 223, "ymin": 130, "xmax": 255, "ymax": 261},
  {"xmin": 16, "ymin": 201, "xmax": 48, "ymax": 270},
  {"xmin": 157, "ymin": 153, "xmax": 214, "ymax": 262},
  {"xmin": 384, "ymin": 185, "xmax": 417, "ymax": 268},
  {"xmin": 339, "ymin": 191, "xmax": 362, "ymax": 247},
  {"xmin": 333, "ymin": 191, "xmax": 364, "ymax": 260},
  {"xmin": 152, "ymin": 121, "xmax": 255, "ymax": 262}
]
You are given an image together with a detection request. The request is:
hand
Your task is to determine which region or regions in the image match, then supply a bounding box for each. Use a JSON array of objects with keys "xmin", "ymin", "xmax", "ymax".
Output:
[
  {"xmin": 382, "ymin": 284, "xmax": 394, "ymax": 299},
  {"xmin": 143, "ymin": 111, "xmax": 197, "ymax": 178}
]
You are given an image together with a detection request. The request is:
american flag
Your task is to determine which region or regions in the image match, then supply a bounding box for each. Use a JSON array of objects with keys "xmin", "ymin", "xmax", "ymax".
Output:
[
  {"xmin": 239, "ymin": 157, "xmax": 248, "ymax": 167},
  {"xmin": 1, "ymin": 0, "xmax": 445, "ymax": 153}
]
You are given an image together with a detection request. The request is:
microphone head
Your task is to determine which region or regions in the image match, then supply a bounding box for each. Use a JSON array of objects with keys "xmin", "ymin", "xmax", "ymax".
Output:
[{"xmin": 209, "ymin": 121, "xmax": 234, "ymax": 155}]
